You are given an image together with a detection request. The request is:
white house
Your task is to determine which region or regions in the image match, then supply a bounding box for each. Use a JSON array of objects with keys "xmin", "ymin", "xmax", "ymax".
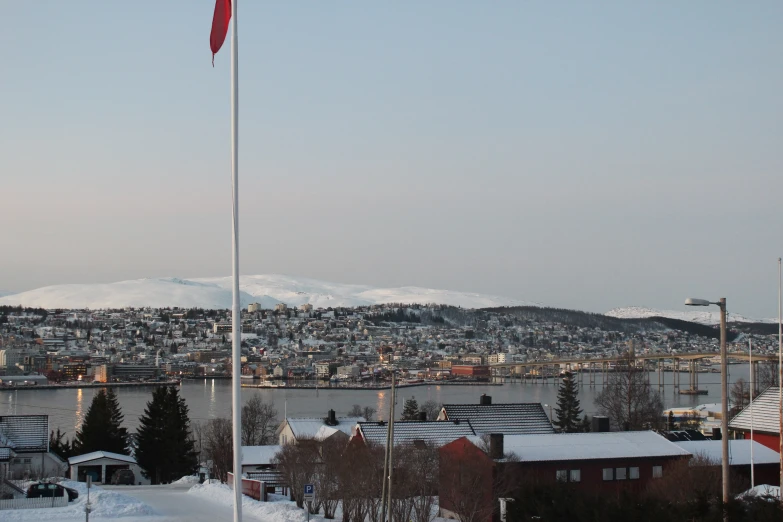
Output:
[
  {"xmin": 241, "ymin": 445, "xmax": 281, "ymax": 474},
  {"xmin": 277, "ymin": 410, "xmax": 364, "ymax": 445},
  {"xmin": 0, "ymin": 415, "xmax": 68, "ymax": 480},
  {"xmin": 68, "ymin": 451, "xmax": 150, "ymax": 485}
]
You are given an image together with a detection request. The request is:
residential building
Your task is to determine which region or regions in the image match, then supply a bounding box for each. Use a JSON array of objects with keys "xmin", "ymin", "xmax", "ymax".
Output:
[
  {"xmin": 729, "ymin": 386, "xmax": 781, "ymax": 452},
  {"xmin": 439, "ymin": 432, "xmax": 692, "ymax": 522},
  {"xmin": 68, "ymin": 451, "xmax": 149, "ymax": 485},
  {"xmin": 673, "ymin": 439, "xmax": 780, "ymax": 486},
  {"xmin": 354, "ymin": 419, "xmax": 476, "ymax": 448},
  {"xmin": 438, "ymin": 395, "xmax": 555, "ymax": 435},
  {"xmin": 277, "ymin": 410, "xmax": 363, "ymax": 445},
  {"xmin": 0, "ymin": 415, "xmax": 68, "ymax": 480}
]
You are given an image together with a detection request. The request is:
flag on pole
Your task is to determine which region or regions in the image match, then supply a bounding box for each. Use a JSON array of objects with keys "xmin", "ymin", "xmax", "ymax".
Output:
[{"xmin": 210, "ymin": 0, "xmax": 232, "ymax": 65}]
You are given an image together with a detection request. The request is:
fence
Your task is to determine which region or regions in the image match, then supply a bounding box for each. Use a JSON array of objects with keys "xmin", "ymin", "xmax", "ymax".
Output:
[
  {"xmin": 227, "ymin": 472, "xmax": 267, "ymax": 501},
  {"xmin": 0, "ymin": 496, "xmax": 69, "ymax": 510}
]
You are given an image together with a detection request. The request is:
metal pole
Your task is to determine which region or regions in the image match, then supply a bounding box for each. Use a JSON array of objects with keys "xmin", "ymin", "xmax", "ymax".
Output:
[
  {"xmin": 778, "ymin": 257, "xmax": 782, "ymax": 501},
  {"xmin": 230, "ymin": 1, "xmax": 242, "ymax": 521},
  {"xmin": 719, "ymin": 298, "xmax": 729, "ymax": 512},
  {"xmin": 380, "ymin": 375, "xmax": 393, "ymax": 522},
  {"xmin": 386, "ymin": 374, "xmax": 396, "ymax": 522},
  {"xmin": 749, "ymin": 338, "xmax": 754, "ymax": 488}
]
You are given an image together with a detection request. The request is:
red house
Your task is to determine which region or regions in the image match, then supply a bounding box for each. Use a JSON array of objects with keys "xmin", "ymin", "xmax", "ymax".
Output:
[
  {"xmin": 729, "ymin": 386, "xmax": 781, "ymax": 452},
  {"xmin": 439, "ymin": 432, "xmax": 691, "ymax": 522}
]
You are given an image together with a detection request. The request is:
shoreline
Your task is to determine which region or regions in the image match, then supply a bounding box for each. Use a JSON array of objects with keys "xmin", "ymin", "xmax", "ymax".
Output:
[
  {"xmin": 0, "ymin": 381, "xmax": 180, "ymax": 391},
  {"xmin": 240, "ymin": 380, "xmax": 502, "ymax": 390}
]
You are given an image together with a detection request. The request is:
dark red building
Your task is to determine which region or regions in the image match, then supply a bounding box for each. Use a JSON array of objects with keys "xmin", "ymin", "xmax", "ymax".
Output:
[
  {"xmin": 451, "ymin": 365, "xmax": 490, "ymax": 379},
  {"xmin": 439, "ymin": 432, "xmax": 691, "ymax": 522}
]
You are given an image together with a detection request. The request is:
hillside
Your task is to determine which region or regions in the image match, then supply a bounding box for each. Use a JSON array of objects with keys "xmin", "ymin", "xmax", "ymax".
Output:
[{"xmin": 0, "ymin": 275, "xmax": 534, "ymax": 310}]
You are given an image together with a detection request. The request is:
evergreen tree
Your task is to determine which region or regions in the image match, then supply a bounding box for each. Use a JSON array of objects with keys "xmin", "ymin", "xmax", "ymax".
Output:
[
  {"xmin": 72, "ymin": 389, "xmax": 129, "ymax": 454},
  {"xmin": 49, "ymin": 428, "xmax": 72, "ymax": 459},
  {"xmin": 400, "ymin": 396, "xmax": 420, "ymax": 421},
  {"xmin": 553, "ymin": 371, "xmax": 583, "ymax": 433},
  {"xmin": 135, "ymin": 387, "xmax": 198, "ymax": 484}
]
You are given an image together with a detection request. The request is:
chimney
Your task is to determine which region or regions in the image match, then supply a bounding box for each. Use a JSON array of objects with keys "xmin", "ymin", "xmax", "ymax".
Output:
[
  {"xmin": 489, "ymin": 433, "xmax": 504, "ymax": 459},
  {"xmin": 418, "ymin": 411, "xmax": 427, "ymax": 421},
  {"xmin": 479, "ymin": 394, "xmax": 492, "ymax": 406},
  {"xmin": 327, "ymin": 409, "xmax": 337, "ymax": 426},
  {"xmin": 591, "ymin": 416, "xmax": 610, "ymax": 433}
]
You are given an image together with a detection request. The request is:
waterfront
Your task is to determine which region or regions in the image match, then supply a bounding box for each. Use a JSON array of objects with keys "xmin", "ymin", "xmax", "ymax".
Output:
[{"xmin": 0, "ymin": 363, "xmax": 755, "ymax": 438}]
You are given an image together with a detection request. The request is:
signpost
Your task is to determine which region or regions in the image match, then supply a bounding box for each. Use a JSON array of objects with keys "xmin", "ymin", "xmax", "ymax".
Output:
[
  {"xmin": 304, "ymin": 484, "xmax": 315, "ymax": 522},
  {"xmin": 85, "ymin": 476, "xmax": 92, "ymax": 522}
]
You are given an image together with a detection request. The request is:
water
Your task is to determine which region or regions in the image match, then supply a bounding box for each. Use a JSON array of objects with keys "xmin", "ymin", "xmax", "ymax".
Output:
[{"xmin": 1, "ymin": 364, "xmax": 753, "ymax": 438}]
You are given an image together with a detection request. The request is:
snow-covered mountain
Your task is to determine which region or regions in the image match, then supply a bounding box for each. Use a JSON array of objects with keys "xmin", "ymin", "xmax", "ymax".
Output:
[
  {"xmin": 605, "ymin": 306, "xmax": 774, "ymax": 325},
  {"xmin": 0, "ymin": 275, "xmax": 534, "ymax": 310},
  {"xmin": 0, "ymin": 291, "xmax": 14, "ymax": 298}
]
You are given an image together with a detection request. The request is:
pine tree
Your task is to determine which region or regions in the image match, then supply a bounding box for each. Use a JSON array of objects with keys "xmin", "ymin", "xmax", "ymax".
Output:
[
  {"xmin": 554, "ymin": 371, "xmax": 583, "ymax": 433},
  {"xmin": 72, "ymin": 389, "xmax": 129, "ymax": 454},
  {"xmin": 49, "ymin": 428, "xmax": 72, "ymax": 459},
  {"xmin": 401, "ymin": 396, "xmax": 420, "ymax": 420},
  {"xmin": 135, "ymin": 387, "xmax": 198, "ymax": 484}
]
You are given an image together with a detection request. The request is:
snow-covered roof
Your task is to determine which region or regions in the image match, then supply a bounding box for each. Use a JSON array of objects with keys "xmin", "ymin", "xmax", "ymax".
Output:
[
  {"xmin": 0, "ymin": 415, "xmax": 48, "ymax": 453},
  {"xmin": 441, "ymin": 403, "xmax": 554, "ymax": 435},
  {"xmin": 359, "ymin": 420, "xmax": 476, "ymax": 447},
  {"xmin": 739, "ymin": 484, "xmax": 781, "ymax": 499},
  {"xmin": 472, "ymin": 431, "xmax": 691, "ymax": 462},
  {"xmin": 68, "ymin": 451, "xmax": 137, "ymax": 466},
  {"xmin": 0, "ymin": 447, "xmax": 14, "ymax": 462},
  {"xmin": 241, "ymin": 445, "xmax": 281, "ymax": 467},
  {"xmin": 284, "ymin": 417, "xmax": 364, "ymax": 440},
  {"xmin": 729, "ymin": 387, "xmax": 780, "ymax": 435},
  {"xmin": 674, "ymin": 440, "xmax": 780, "ymax": 466}
]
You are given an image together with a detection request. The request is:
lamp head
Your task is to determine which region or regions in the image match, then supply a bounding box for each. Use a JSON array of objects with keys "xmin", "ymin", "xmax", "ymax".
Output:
[{"xmin": 684, "ymin": 298, "xmax": 711, "ymax": 307}]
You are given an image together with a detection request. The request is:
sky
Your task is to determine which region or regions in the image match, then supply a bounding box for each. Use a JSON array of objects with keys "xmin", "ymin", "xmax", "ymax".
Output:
[{"xmin": 1, "ymin": 2, "xmax": 781, "ymax": 317}]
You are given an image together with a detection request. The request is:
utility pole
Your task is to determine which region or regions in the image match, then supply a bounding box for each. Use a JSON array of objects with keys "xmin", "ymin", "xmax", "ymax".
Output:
[
  {"xmin": 386, "ymin": 373, "xmax": 396, "ymax": 522},
  {"xmin": 719, "ymin": 297, "xmax": 729, "ymax": 517}
]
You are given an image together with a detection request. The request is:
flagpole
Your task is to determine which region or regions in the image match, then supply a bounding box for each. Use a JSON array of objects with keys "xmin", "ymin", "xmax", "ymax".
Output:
[
  {"xmin": 749, "ymin": 338, "xmax": 754, "ymax": 488},
  {"xmin": 230, "ymin": 0, "xmax": 242, "ymax": 521},
  {"xmin": 777, "ymin": 257, "xmax": 781, "ymax": 502}
]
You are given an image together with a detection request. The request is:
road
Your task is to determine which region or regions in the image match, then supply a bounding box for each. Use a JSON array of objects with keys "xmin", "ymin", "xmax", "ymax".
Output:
[{"xmin": 102, "ymin": 483, "xmax": 267, "ymax": 522}]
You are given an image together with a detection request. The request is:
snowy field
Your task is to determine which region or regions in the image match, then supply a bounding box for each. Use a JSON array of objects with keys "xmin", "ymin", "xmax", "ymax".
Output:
[{"xmin": 4, "ymin": 478, "xmax": 447, "ymax": 522}]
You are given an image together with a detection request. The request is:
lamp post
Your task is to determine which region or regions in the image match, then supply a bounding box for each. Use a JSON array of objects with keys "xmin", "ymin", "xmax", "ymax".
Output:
[{"xmin": 685, "ymin": 297, "xmax": 729, "ymax": 510}]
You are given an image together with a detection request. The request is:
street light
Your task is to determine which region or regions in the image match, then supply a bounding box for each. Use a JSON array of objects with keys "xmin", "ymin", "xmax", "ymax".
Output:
[{"xmin": 685, "ymin": 297, "xmax": 729, "ymax": 510}]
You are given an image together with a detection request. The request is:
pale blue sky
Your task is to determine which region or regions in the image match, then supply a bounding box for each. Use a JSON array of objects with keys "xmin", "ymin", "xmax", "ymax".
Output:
[{"xmin": 1, "ymin": 2, "xmax": 781, "ymax": 316}]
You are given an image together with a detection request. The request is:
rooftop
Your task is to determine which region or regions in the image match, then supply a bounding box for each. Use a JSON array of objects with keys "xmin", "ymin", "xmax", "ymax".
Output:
[
  {"xmin": 729, "ymin": 387, "xmax": 780, "ymax": 435},
  {"xmin": 674, "ymin": 440, "xmax": 780, "ymax": 466},
  {"xmin": 242, "ymin": 445, "xmax": 281, "ymax": 467},
  {"xmin": 0, "ymin": 415, "xmax": 48, "ymax": 453},
  {"xmin": 283, "ymin": 417, "xmax": 364, "ymax": 440},
  {"xmin": 440, "ymin": 403, "xmax": 554, "ymax": 435},
  {"xmin": 358, "ymin": 420, "xmax": 476, "ymax": 447},
  {"xmin": 470, "ymin": 431, "xmax": 691, "ymax": 462},
  {"xmin": 68, "ymin": 451, "xmax": 137, "ymax": 466}
]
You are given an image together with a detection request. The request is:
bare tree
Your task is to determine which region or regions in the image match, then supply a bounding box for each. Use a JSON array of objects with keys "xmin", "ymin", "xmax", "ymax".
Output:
[
  {"xmin": 347, "ymin": 404, "xmax": 377, "ymax": 421},
  {"xmin": 241, "ymin": 395, "xmax": 278, "ymax": 445},
  {"xmin": 313, "ymin": 437, "xmax": 343, "ymax": 519},
  {"xmin": 730, "ymin": 378, "xmax": 751, "ymax": 418},
  {"xmin": 646, "ymin": 452, "xmax": 749, "ymax": 501},
  {"xmin": 594, "ymin": 353, "xmax": 664, "ymax": 431},
  {"xmin": 439, "ymin": 442, "xmax": 495, "ymax": 522},
  {"xmin": 274, "ymin": 439, "xmax": 319, "ymax": 508},
  {"xmin": 420, "ymin": 400, "xmax": 440, "ymax": 421},
  {"xmin": 756, "ymin": 362, "xmax": 779, "ymax": 392},
  {"xmin": 202, "ymin": 417, "xmax": 233, "ymax": 483},
  {"xmin": 404, "ymin": 443, "xmax": 439, "ymax": 522}
]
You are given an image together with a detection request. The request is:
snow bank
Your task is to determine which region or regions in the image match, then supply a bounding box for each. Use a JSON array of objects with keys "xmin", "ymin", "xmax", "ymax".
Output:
[
  {"xmin": 2, "ymin": 480, "xmax": 157, "ymax": 522},
  {"xmin": 172, "ymin": 475, "xmax": 201, "ymax": 485},
  {"xmin": 738, "ymin": 484, "xmax": 781, "ymax": 499},
  {"xmin": 188, "ymin": 482, "xmax": 316, "ymax": 522}
]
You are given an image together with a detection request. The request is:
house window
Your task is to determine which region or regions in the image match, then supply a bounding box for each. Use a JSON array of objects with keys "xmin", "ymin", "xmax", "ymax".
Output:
[
  {"xmin": 23, "ymin": 458, "xmax": 32, "ymax": 464},
  {"xmin": 570, "ymin": 470, "xmax": 581, "ymax": 483},
  {"xmin": 629, "ymin": 467, "xmax": 640, "ymax": 480},
  {"xmin": 652, "ymin": 466, "xmax": 663, "ymax": 478},
  {"xmin": 602, "ymin": 468, "xmax": 613, "ymax": 481},
  {"xmin": 615, "ymin": 468, "xmax": 627, "ymax": 480},
  {"xmin": 556, "ymin": 470, "xmax": 568, "ymax": 482}
]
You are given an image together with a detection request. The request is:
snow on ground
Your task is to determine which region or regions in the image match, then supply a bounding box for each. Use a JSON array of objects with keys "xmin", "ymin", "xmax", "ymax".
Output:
[
  {"xmin": 187, "ymin": 482, "xmax": 316, "ymax": 522},
  {"xmin": 738, "ymin": 484, "xmax": 781, "ymax": 499},
  {"xmin": 171, "ymin": 475, "xmax": 200, "ymax": 485},
  {"xmin": 0, "ymin": 273, "xmax": 534, "ymax": 310},
  {"xmin": 605, "ymin": 306, "xmax": 772, "ymax": 325},
  {"xmin": 2, "ymin": 480, "xmax": 157, "ymax": 522}
]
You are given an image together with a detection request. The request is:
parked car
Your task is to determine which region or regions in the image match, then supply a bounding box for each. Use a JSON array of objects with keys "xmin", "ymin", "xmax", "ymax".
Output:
[
  {"xmin": 26, "ymin": 482, "xmax": 79, "ymax": 502},
  {"xmin": 111, "ymin": 469, "xmax": 136, "ymax": 485}
]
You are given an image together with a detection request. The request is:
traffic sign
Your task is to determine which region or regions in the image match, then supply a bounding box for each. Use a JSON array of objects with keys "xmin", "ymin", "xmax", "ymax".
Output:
[{"xmin": 304, "ymin": 484, "xmax": 315, "ymax": 501}]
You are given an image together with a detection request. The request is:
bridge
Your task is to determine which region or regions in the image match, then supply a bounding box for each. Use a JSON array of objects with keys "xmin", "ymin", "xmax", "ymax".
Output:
[{"xmin": 488, "ymin": 351, "xmax": 776, "ymax": 394}]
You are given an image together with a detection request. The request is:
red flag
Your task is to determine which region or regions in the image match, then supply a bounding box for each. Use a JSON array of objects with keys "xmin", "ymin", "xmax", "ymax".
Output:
[{"xmin": 210, "ymin": 0, "xmax": 232, "ymax": 65}]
